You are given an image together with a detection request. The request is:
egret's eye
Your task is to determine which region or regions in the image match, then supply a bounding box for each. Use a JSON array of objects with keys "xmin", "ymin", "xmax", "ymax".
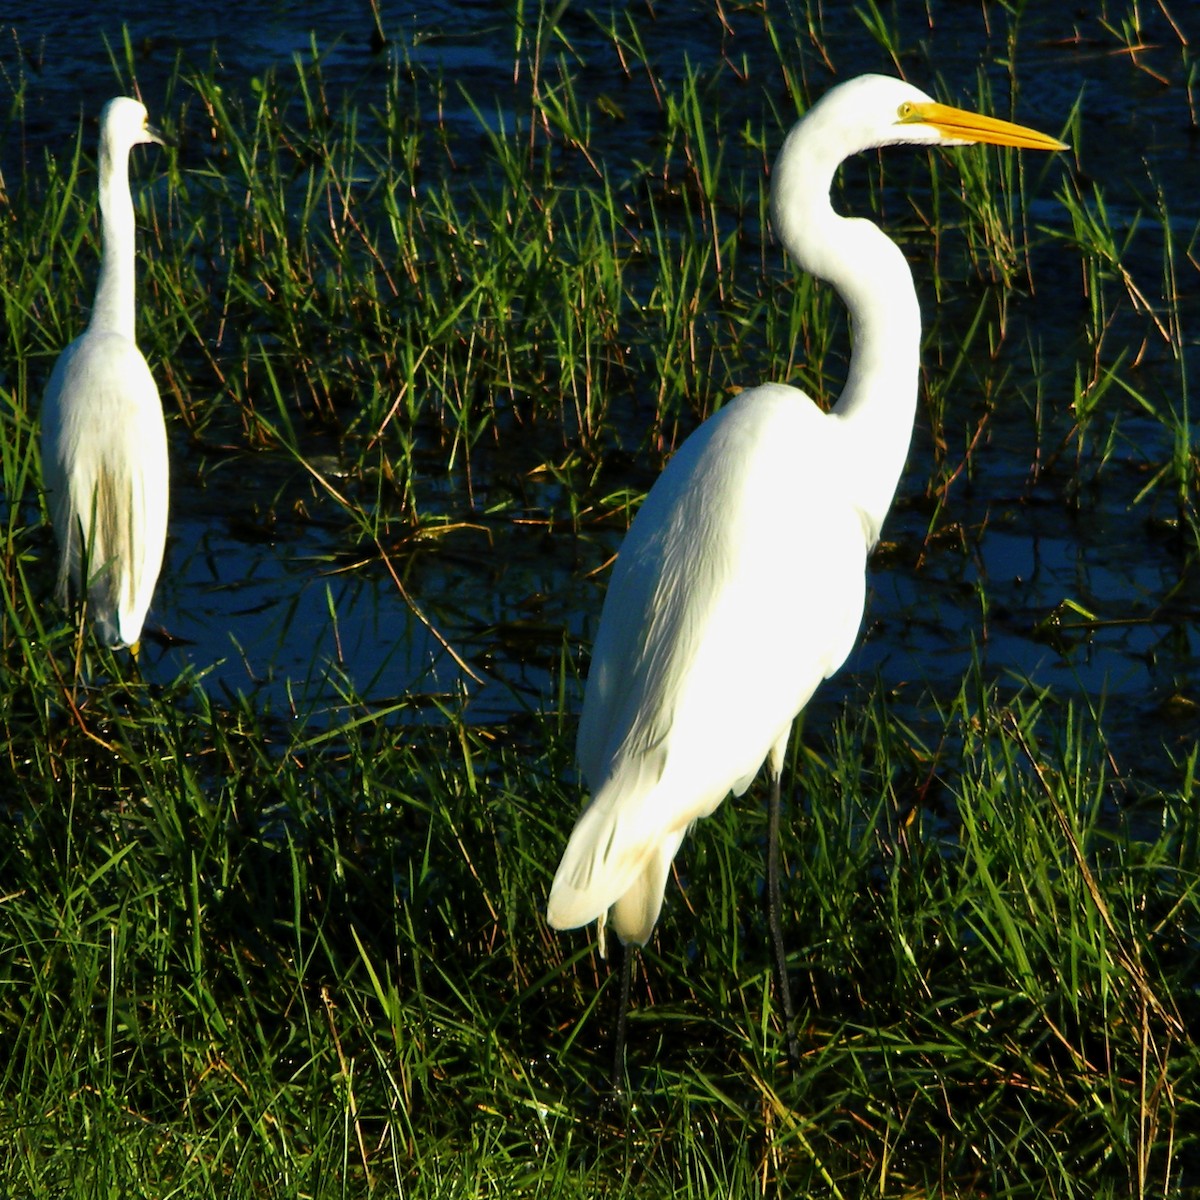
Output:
[{"xmin": 897, "ymin": 101, "xmax": 916, "ymax": 121}]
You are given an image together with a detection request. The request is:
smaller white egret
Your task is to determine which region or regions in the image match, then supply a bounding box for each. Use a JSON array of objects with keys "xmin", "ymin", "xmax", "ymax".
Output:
[
  {"xmin": 40, "ymin": 96, "xmax": 169, "ymax": 650},
  {"xmin": 546, "ymin": 74, "xmax": 1066, "ymax": 1071}
]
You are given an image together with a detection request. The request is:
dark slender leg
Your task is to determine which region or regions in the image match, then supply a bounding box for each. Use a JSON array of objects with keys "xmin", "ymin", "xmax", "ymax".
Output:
[
  {"xmin": 767, "ymin": 763, "xmax": 801, "ymax": 1068},
  {"xmin": 610, "ymin": 936, "xmax": 635, "ymax": 1094}
]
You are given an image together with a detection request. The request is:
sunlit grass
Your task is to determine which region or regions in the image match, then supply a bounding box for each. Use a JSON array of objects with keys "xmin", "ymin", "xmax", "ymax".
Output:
[{"xmin": 1, "ymin": 637, "xmax": 1194, "ymax": 1195}]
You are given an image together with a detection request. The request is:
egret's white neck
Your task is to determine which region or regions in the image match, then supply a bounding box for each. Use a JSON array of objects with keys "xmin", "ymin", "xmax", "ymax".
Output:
[
  {"xmin": 771, "ymin": 120, "xmax": 922, "ymax": 539},
  {"xmin": 88, "ymin": 138, "xmax": 139, "ymax": 341}
]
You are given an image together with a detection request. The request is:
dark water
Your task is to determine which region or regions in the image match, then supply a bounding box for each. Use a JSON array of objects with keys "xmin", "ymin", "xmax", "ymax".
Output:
[{"xmin": 3, "ymin": 3, "xmax": 1197, "ymax": 777}]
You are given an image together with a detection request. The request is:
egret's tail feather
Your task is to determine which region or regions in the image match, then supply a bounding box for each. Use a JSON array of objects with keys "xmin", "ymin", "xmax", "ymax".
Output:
[
  {"xmin": 547, "ymin": 790, "xmax": 685, "ymax": 947},
  {"xmin": 546, "ymin": 799, "xmax": 645, "ymax": 933}
]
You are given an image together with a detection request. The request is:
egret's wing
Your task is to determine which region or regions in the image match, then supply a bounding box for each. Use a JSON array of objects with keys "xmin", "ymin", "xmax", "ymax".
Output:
[
  {"xmin": 551, "ymin": 384, "xmax": 873, "ymax": 937},
  {"xmin": 41, "ymin": 331, "xmax": 168, "ymax": 646}
]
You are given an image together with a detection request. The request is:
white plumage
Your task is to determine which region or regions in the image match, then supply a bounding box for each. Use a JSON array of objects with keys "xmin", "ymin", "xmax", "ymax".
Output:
[
  {"xmin": 547, "ymin": 75, "xmax": 1066, "ymax": 952},
  {"xmin": 41, "ymin": 97, "xmax": 169, "ymax": 649}
]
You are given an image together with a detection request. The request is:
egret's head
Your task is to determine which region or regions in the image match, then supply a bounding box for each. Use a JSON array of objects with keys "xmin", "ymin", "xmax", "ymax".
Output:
[
  {"xmin": 99, "ymin": 96, "xmax": 166, "ymax": 151},
  {"xmin": 804, "ymin": 73, "xmax": 1067, "ymax": 155}
]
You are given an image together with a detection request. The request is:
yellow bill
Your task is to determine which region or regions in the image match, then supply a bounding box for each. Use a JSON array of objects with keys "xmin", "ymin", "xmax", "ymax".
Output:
[{"xmin": 903, "ymin": 100, "xmax": 1068, "ymax": 151}]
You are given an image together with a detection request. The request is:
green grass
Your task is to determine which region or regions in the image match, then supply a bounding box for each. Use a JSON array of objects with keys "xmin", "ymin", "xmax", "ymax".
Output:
[
  {"xmin": 0, "ymin": 657, "xmax": 1194, "ymax": 1195},
  {"xmin": 1, "ymin": 0, "xmax": 1199, "ymax": 1195}
]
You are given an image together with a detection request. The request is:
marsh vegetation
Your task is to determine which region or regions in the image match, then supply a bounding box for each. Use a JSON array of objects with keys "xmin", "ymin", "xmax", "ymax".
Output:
[{"xmin": 0, "ymin": 1, "xmax": 1197, "ymax": 1195}]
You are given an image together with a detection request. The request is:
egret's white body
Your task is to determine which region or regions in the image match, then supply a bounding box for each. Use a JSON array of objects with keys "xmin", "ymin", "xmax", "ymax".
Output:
[
  {"xmin": 41, "ymin": 97, "xmax": 168, "ymax": 649},
  {"xmin": 547, "ymin": 75, "xmax": 1065, "ymax": 953}
]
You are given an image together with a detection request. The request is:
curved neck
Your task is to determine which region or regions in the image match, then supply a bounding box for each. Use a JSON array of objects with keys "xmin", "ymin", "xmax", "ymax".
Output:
[
  {"xmin": 88, "ymin": 136, "xmax": 138, "ymax": 340},
  {"xmin": 771, "ymin": 122, "xmax": 922, "ymax": 538}
]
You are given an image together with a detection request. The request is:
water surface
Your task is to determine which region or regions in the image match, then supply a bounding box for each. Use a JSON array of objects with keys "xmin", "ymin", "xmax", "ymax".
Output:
[{"xmin": 4, "ymin": 1, "xmax": 1196, "ymax": 780}]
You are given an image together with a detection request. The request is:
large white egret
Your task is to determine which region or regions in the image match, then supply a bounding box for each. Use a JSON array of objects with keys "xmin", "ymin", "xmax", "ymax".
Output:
[
  {"xmin": 41, "ymin": 97, "xmax": 169, "ymax": 650},
  {"xmin": 546, "ymin": 74, "xmax": 1065, "ymax": 1066}
]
